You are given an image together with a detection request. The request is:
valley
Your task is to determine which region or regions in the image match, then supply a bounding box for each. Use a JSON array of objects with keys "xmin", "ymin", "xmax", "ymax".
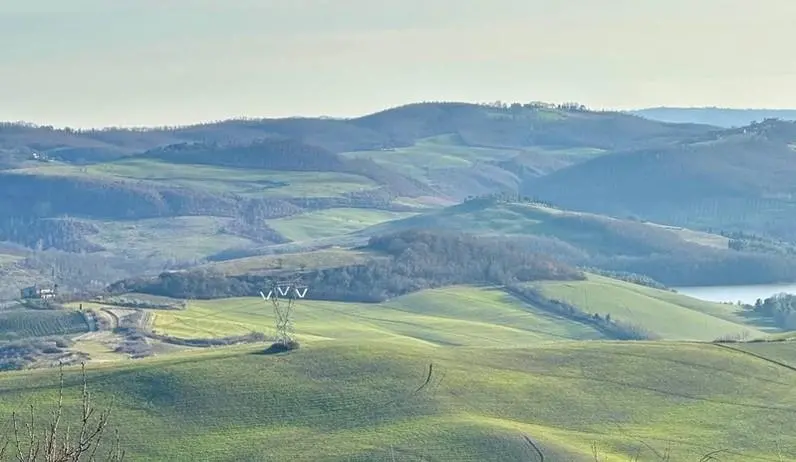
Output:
[{"xmin": 3, "ymin": 101, "xmax": 796, "ymax": 460}]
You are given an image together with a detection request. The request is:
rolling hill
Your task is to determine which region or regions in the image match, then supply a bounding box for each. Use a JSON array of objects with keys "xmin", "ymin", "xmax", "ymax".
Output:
[
  {"xmin": 356, "ymin": 197, "xmax": 796, "ymax": 287},
  {"xmin": 144, "ymin": 281, "xmax": 771, "ymax": 344},
  {"xmin": 1, "ymin": 328, "xmax": 795, "ymax": 460},
  {"xmin": 529, "ymin": 275, "xmax": 769, "ymax": 340},
  {"xmin": 4, "ymin": 257, "xmax": 794, "ymax": 459},
  {"xmin": 0, "ymin": 101, "xmax": 739, "ymax": 296},
  {"xmin": 5, "ymin": 101, "xmax": 796, "ymax": 460},
  {"xmin": 527, "ymin": 119, "xmax": 796, "ymax": 241},
  {"xmin": 55, "ymin": 275, "xmax": 780, "ymax": 372},
  {"xmin": 360, "ymin": 197, "xmax": 730, "ymax": 253}
]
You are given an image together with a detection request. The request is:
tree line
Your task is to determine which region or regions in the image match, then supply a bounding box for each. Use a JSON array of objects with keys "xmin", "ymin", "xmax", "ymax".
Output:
[
  {"xmin": 106, "ymin": 230, "xmax": 584, "ymax": 301},
  {"xmin": 505, "ymin": 285, "xmax": 657, "ymax": 340},
  {"xmin": 747, "ymin": 293, "xmax": 796, "ymax": 329}
]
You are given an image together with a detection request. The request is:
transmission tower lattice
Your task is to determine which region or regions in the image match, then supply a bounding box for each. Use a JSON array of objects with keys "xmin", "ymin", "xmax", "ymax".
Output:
[{"xmin": 259, "ymin": 276, "xmax": 308, "ymax": 345}]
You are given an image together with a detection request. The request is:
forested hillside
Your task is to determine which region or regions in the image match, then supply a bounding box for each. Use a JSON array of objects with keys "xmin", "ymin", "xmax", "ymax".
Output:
[
  {"xmin": 361, "ymin": 196, "xmax": 796, "ymax": 286},
  {"xmin": 528, "ymin": 119, "xmax": 796, "ymax": 240}
]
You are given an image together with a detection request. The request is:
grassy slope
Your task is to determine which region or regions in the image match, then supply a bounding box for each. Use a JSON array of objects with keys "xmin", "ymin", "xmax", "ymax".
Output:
[
  {"xmin": 6, "ymin": 159, "xmax": 415, "ymax": 259},
  {"xmin": 361, "ymin": 200, "xmax": 729, "ymax": 249},
  {"xmin": 1, "ymin": 340, "xmax": 795, "ymax": 461},
  {"xmin": 531, "ymin": 274, "xmax": 770, "ymax": 340},
  {"xmin": 84, "ymin": 216, "xmax": 254, "ymax": 260},
  {"xmin": 526, "ymin": 123, "xmax": 796, "ymax": 239},
  {"xmin": 5, "ymin": 284, "xmax": 795, "ymax": 460},
  {"xmin": 339, "ymin": 135, "xmax": 608, "ymax": 197},
  {"xmin": 150, "ymin": 286, "xmax": 607, "ymax": 347},
  {"xmin": 149, "ymin": 279, "xmax": 769, "ymax": 345},
  {"xmin": 0, "ymin": 309, "xmax": 89, "ymax": 340},
  {"xmin": 13, "ymin": 158, "xmax": 378, "ymax": 199},
  {"xmin": 198, "ymin": 248, "xmax": 376, "ymax": 275},
  {"xmin": 340, "ymin": 135, "xmax": 518, "ymax": 180},
  {"xmin": 268, "ymin": 208, "xmax": 418, "ymax": 242}
]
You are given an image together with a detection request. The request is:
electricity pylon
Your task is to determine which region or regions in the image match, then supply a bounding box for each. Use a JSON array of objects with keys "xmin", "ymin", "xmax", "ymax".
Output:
[{"xmin": 259, "ymin": 276, "xmax": 308, "ymax": 345}]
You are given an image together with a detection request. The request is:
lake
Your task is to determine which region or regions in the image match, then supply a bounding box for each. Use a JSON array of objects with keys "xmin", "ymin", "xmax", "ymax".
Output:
[{"xmin": 673, "ymin": 283, "xmax": 796, "ymax": 304}]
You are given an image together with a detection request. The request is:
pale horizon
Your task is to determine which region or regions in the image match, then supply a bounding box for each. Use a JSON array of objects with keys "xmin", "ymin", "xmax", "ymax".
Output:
[
  {"xmin": 6, "ymin": 101, "xmax": 796, "ymax": 131},
  {"xmin": 2, "ymin": 0, "xmax": 795, "ymax": 128}
]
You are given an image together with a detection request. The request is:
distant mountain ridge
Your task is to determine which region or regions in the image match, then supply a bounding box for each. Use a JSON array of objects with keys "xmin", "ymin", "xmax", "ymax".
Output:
[{"xmin": 630, "ymin": 107, "xmax": 796, "ymax": 128}]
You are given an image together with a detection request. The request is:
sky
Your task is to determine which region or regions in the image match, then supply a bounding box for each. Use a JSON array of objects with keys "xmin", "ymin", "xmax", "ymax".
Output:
[{"xmin": 1, "ymin": 0, "xmax": 795, "ymax": 128}]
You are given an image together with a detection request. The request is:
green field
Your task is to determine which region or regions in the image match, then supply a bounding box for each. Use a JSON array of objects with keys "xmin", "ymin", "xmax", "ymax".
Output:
[
  {"xmin": 646, "ymin": 223, "xmax": 729, "ymax": 249},
  {"xmin": 149, "ymin": 280, "xmax": 771, "ymax": 347},
  {"xmin": 766, "ymin": 331, "xmax": 796, "ymax": 341},
  {"xmin": 0, "ymin": 309, "xmax": 89, "ymax": 340},
  {"xmin": 340, "ymin": 135, "xmax": 516, "ymax": 180},
  {"xmin": 362, "ymin": 200, "xmax": 731, "ymax": 251},
  {"xmin": 1, "ymin": 338, "xmax": 795, "ymax": 460},
  {"xmin": 199, "ymin": 248, "xmax": 376, "ymax": 275},
  {"xmin": 150, "ymin": 286, "xmax": 607, "ymax": 346},
  {"xmin": 14, "ymin": 158, "xmax": 378, "ymax": 198},
  {"xmin": 363, "ymin": 200, "xmax": 554, "ymax": 236},
  {"xmin": 82, "ymin": 216, "xmax": 255, "ymax": 260},
  {"xmin": 340, "ymin": 135, "xmax": 605, "ymax": 183},
  {"xmin": 268, "ymin": 208, "xmax": 418, "ymax": 242},
  {"xmin": 3, "ymin": 283, "xmax": 796, "ymax": 460},
  {"xmin": 531, "ymin": 275, "xmax": 769, "ymax": 340}
]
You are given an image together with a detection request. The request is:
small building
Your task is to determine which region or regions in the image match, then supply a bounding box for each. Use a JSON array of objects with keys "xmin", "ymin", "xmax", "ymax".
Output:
[{"xmin": 20, "ymin": 284, "xmax": 58, "ymax": 300}]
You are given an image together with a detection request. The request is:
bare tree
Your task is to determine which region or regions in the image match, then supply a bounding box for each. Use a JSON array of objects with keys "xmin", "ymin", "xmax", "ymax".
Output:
[{"xmin": 1, "ymin": 363, "xmax": 124, "ymax": 462}]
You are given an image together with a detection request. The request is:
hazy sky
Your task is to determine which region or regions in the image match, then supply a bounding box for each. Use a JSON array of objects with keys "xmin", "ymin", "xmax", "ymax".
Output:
[{"xmin": 1, "ymin": 0, "xmax": 795, "ymax": 127}]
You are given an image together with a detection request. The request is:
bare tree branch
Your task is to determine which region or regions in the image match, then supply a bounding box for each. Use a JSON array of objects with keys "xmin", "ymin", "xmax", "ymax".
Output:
[{"xmin": 2, "ymin": 362, "xmax": 124, "ymax": 462}]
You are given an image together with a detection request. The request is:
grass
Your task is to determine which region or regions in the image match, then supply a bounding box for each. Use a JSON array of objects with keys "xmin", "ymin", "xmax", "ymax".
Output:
[
  {"xmin": 765, "ymin": 331, "xmax": 796, "ymax": 341},
  {"xmin": 14, "ymin": 158, "xmax": 378, "ymax": 198},
  {"xmin": 361, "ymin": 199, "xmax": 731, "ymax": 253},
  {"xmin": 340, "ymin": 135, "xmax": 603, "ymax": 183},
  {"xmin": 3, "ymin": 284, "xmax": 796, "ymax": 459},
  {"xmin": 340, "ymin": 135, "xmax": 516, "ymax": 180},
  {"xmin": 149, "ymin": 281, "xmax": 772, "ymax": 346},
  {"xmin": 531, "ymin": 274, "xmax": 771, "ymax": 340},
  {"xmin": 644, "ymin": 222, "xmax": 729, "ymax": 249},
  {"xmin": 199, "ymin": 248, "xmax": 376, "ymax": 275},
  {"xmin": 363, "ymin": 200, "xmax": 551, "ymax": 236},
  {"xmin": 149, "ymin": 286, "xmax": 608, "ymax": 346},
  {"xmin": 82, "ymin": 216, "xmax": 255, "ymax": 260},
  {"xmin": 268, "ymin": 208, "xmax": 418, "ymax": 242},
  {"xmin": 0, "ymin": 309, "xmax": 89, "ymax": 340},
  {"xmin": 1, "ymin": 338, "xmax": 795, "ymax": 460}
]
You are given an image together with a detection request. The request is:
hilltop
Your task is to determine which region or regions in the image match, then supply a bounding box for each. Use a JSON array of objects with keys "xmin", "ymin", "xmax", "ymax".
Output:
[{"xmin": 2, "ymin": 102, "xmax": 711, "ymax": 157}]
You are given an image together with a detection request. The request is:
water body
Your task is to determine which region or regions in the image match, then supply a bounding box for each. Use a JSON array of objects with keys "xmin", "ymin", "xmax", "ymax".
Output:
[{"xmin": 673, "ymin": 283, "xmax": 796, "ymax": 304}]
